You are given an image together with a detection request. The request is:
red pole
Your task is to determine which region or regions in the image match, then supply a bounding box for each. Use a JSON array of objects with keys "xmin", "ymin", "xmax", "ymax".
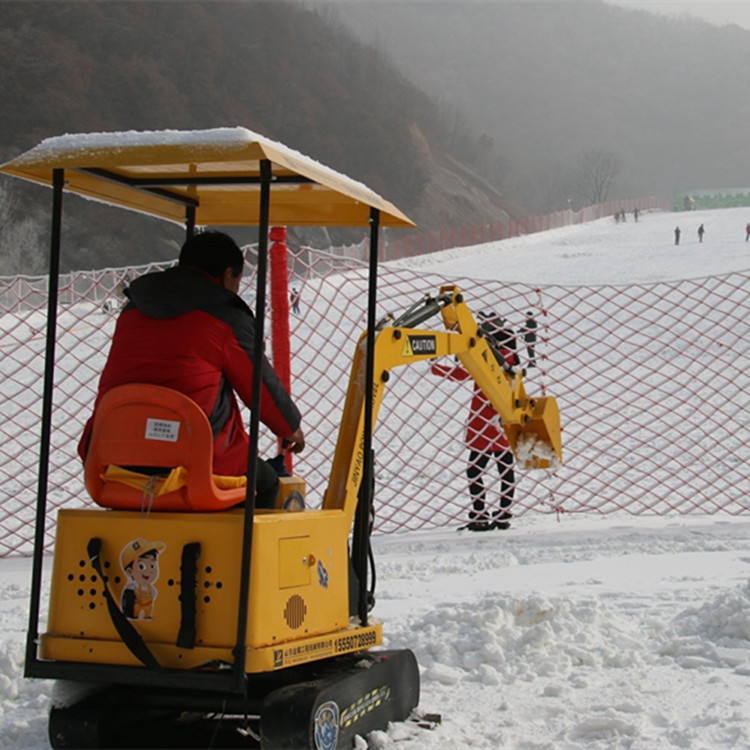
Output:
[{"xmin": 269, "ymin": 226, "xmax": 293, "ymax": 472}]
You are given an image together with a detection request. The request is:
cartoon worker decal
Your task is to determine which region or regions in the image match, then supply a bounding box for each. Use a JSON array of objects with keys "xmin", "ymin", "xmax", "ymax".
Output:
[{"xmin": 119, "ymin": 537, "xmax": 166, "ymax": 620}]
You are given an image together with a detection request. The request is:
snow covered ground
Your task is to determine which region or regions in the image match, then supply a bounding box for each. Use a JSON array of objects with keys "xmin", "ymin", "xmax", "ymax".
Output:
[
  {"xmin": 375, "ymin": 514, "xmax": 750, "ymax": 749},
  {"xmin": 3, "ymin": 206, "xmax": 750, "ymax": 749},
  {"xmin": 390, "ymin": 205, "xmax": 750, "ymax": 286}
]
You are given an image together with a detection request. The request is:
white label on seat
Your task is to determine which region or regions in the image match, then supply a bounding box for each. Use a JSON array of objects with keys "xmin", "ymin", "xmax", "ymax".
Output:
[{"xmin": 144, "ymin": 418, "xmax": 180, "ymax": 442}]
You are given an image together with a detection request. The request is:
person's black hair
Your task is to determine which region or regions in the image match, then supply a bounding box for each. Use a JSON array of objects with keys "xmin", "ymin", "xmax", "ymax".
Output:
[{"xmin": 178, "ymin": 230, "xmax": 244, "ymax": 279}]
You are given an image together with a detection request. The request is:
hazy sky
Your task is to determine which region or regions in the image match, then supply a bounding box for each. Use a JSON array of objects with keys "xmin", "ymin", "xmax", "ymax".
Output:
[
  {"xmin": 605, "ymin": 0, "xmax": 750, "ymax": 32},
  {"xmin": 335, "ymin": 1, "xmax": 750, "ymax": 33}
]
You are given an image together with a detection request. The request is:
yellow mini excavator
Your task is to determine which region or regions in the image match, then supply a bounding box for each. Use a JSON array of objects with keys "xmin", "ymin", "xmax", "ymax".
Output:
[{"xmin": 0, "ymin": 130, "xmax": 561, "ymax": 749}]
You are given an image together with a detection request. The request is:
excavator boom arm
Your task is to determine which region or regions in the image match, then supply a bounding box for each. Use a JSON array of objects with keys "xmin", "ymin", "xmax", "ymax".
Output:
[{"xmin": 323, "ymin": 286, "xmax": 562, "ymax": 522}]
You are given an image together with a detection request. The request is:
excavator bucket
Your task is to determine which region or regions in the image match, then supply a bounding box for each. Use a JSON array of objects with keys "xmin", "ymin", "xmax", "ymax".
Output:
[{"xmin": 506, "ymin": 396, "xmax": 563, "ymax": 469}]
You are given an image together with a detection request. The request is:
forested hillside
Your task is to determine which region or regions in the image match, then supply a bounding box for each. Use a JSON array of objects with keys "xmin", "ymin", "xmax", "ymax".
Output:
[
  {"xmin": 0, "ymin": 0, "xmax": 507, "ymax": 273},
  {"xmin": 6, "ymin": 0, "xmax": 747, "ymax": 274}
]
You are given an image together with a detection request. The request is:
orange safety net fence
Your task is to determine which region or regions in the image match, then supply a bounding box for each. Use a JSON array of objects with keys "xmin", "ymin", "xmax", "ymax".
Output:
[{"xmin": 1, "ymin": 241, "xmax": 749, "ymax": 556}]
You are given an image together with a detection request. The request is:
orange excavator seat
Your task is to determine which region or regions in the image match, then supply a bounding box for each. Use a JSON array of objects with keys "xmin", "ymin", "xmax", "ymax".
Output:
[{"xmin": 84, "ymin": 383, "xmax": 248, "ymax": 512}]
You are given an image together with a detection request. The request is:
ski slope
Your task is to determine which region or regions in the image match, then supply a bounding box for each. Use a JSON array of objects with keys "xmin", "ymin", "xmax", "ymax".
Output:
[{"xmin": 3, "ymin": 207, "xmax": 750, "ymax": 749}]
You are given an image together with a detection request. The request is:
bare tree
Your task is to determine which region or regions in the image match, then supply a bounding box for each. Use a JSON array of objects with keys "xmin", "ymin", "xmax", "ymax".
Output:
[
  {"xmin": 0, "ymin": 181, "xmax": 16, "ymax": 230},
  {"xmin": 574, "ymin": 148, "xmax": 623, "ymax": 205},
  {"xmin": 0, "ymin": 182, "xmax": 46, "ymax": 275},
  {"xmin": 0, "ymin": 216, "xmax": 45, "ymax": 276}
]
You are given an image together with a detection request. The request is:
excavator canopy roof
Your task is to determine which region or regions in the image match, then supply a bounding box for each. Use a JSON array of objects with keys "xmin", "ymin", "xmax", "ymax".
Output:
[{"xmin": 0, "ymin": 127, "xmax": 415, "ymax": 229}]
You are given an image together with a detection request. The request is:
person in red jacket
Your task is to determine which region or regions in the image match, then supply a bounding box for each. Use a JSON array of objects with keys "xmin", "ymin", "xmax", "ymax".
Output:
[
  {"xmin": 432, "ymin": 312, "xmax": 517, "ymax": 531},
  {"xmin": 78, "ymin": 230, "xmax": 305, "ymax": 508}
]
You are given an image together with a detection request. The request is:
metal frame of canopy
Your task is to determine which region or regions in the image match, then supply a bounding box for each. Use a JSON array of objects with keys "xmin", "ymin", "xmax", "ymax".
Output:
[{"xmin": 0, "ymin": 127, "xmax": 415, "ymax": 694}]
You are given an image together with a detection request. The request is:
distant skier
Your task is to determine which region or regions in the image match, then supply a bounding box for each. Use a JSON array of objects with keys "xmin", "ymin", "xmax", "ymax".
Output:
[
  {"xmin": 745, "ymin": 223, "xmax": 749, "ymax": 242},
  {"xmin": 674, "ymin": 226, "xmax": 681, "ymax": 246},
  {"xmin": 290, "ymin": 287, "xmax": 301, "ymax": 315},
  {"xmin": 697, "ymin": 224, "xmax": 705, "ymax": 243}
]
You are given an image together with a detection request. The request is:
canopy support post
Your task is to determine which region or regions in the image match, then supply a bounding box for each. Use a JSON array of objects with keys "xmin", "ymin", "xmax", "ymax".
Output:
[
  {"xmin": 25, "ymin": 168, "xmax": 64, "ymax": 674},
  {"xmin": 185, "ymin": 205, "xmax": 196, "ymax": 237},
  {"xmin": 233, "ymin": 159, "xmax": 272, "ymax": 691},
  {"xmin": 353, "ymin": 207, "xmax": 381, "ymax": 625}
]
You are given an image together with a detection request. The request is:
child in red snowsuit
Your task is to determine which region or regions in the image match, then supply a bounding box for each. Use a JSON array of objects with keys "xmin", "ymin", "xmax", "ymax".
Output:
[{"xmin": 432, "ymin": 313, "xmax": 518, "ymax": 531}]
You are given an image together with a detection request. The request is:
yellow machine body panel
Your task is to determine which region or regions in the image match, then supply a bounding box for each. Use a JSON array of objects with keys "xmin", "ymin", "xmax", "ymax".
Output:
[{"xmin": 41, "ymin": 506, "xmax": 379, "ymax": 672}]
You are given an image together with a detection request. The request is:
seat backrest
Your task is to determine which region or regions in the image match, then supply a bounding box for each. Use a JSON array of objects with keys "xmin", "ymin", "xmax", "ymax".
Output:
[{"xmin": 84, "ymin": 383, "xmax": 247, "ymax": 512}]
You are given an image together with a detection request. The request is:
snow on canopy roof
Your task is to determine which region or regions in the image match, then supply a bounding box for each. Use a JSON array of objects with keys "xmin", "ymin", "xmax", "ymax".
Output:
[{"xmin": 0, "ymin": 127, "xmax": 415, "ymax": 228}]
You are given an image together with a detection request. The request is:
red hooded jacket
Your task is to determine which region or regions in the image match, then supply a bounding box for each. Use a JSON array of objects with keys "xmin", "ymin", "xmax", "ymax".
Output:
[
  {"xmin": 78, "ymin": 266, "xmax": 301, "ymax": 476},
  {"xmin": 431, "ymin": 336, "xmax": 516, "ymax": 452}
]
